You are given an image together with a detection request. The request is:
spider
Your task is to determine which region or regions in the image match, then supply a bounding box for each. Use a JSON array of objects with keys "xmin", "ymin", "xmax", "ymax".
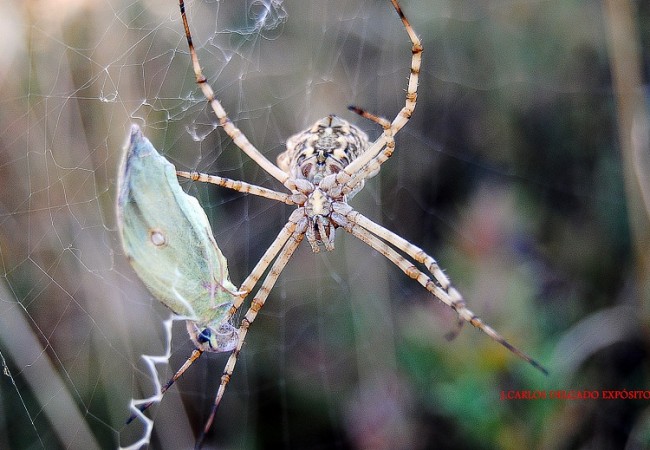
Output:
[{"xmin": 134, "ymin": 0, "xmax": 547, "ymax": 446}]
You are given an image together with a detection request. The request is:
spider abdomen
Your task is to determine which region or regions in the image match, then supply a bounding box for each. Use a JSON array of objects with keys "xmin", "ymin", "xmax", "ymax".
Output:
[{"xmin": 277, "ymin": 115, "xmax": 368, "ymax": 186}]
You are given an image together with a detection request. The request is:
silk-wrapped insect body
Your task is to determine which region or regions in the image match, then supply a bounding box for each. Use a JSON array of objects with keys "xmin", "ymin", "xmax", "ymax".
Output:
[{"xmin": 117, "ymin": 125, "xmax": 238, "ymax": 353}]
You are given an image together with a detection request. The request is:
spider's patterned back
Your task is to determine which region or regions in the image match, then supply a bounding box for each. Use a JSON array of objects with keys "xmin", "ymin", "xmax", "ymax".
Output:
[{"xmin": 277, "ymin": 115, "xmax": 369, "ymax": 197}]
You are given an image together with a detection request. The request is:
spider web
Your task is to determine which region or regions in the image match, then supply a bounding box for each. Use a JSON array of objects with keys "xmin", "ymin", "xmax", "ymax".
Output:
[{"xmin": 1, "ymin": 0, "xmax": 647, "ymax": 448}]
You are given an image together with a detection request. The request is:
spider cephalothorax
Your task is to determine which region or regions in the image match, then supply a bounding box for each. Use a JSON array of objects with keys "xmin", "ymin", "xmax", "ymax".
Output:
[{"xmin": 293, "ymin": 183, "xmax": 353, "ymax": 253}]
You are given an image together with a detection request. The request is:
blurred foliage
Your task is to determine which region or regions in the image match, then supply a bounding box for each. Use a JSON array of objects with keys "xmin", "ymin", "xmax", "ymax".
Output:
[{"xmin": 0, "ymin": 0, "xmax": 649, "ymax": 449}]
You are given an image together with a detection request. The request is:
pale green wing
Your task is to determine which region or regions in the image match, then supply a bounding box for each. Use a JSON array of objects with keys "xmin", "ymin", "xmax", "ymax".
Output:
[{"xmin": 116, "ymin": 125, "xmax": 237, "ymax": 327}]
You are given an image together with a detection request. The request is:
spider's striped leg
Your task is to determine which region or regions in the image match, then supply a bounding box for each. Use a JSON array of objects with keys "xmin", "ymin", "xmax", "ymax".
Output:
[
  {"xmin": 226, "ymin": 213, "xmax": 300, "ymax": 315},
  {"xmin": 125, "ymin": 348, "xmax": 204, "ymax": 424},
  {"xmin": 339, "ymin": 0, "xmax": 422, "ymax": 181},
  {"xmin": 348, "ymin": 210, "xmax": 465, "ymax": 337},
  {"xmin": 177, "ymin": 170, "xmax": 300, "ymax": 205},
  {"xmin": 178, "ymin": 0, "xmax": 292, "ymax": 189},
  {"xmin": 339, "ymin": 108, "xmax": 394, "ymax": 194},
  {"xmin": 337, "ymin": 110, "xmax": 395, "ymax": 197},
  {"xmin": 388, "ymin": 0, "xmax": 422, "ymax": 134},
  {"xmin": 342, "ymin": 209, "xmax": 548, "ymax": 375},
  {"xmin": 341, "ymin": 138, "xmax": 396, "ymax": 202},
  {"xmin": 196, "ymin": 212, "xmax": 308, "ymax": 449}
]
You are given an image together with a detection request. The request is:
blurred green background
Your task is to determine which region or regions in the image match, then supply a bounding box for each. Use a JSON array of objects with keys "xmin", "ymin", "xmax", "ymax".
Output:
[{"xmin": 1, "ymin": 0, "xmax": 649, "ymax": 448}]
